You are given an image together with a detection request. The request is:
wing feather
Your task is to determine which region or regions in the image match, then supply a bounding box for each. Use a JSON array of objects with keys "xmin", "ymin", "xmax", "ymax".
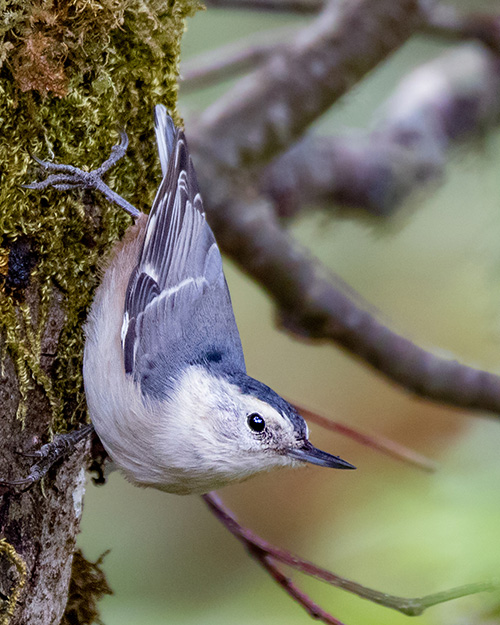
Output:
[{"xmin": 122, "ymin": 106, "xmax": 245, "ymax": 390}]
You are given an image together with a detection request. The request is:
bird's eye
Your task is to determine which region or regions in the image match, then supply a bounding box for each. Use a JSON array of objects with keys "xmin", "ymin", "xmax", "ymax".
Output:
[{"xmin": 247, "ymin": 413, "xmax": 266, "ymax": 433}]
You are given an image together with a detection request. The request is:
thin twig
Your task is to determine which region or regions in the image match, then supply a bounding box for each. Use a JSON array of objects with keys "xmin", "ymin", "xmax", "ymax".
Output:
[
  {"xmin": 203, "ymin": 492, "xmax": 497, "ymax": 621},
  {"xmin": 294, "ymin": 404, "xmax": 437, "ymax": 472},
  {"xmin": 255, "ymin": 551, "xmax": 346, "ymax": 625},
  {"xmin": 181, "ymin": 42, "xmax": 278, "ymax": 91},
  {"xmin": 181, "ymin": 28, "xmax": 295, "ymax": 92},
  {"xmin": 204, "ymin": 0, "xmax": 321, "ymax": 12}
]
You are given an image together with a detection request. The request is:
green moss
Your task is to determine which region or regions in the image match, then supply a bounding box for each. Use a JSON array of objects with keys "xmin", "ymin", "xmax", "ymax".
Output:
[
  {"xmin": 0, "ymin": 539, "xmax": 27, "ymax": 625},
  {"xmin": 0, "ymin": 0, "xmax": 201, "ymax": 429}
]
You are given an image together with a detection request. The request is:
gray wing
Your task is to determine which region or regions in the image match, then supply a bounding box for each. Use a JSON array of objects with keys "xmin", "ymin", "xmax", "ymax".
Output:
[{"xmin": 121, "ymin": 106, "xmax": 245, "ymax": 398}]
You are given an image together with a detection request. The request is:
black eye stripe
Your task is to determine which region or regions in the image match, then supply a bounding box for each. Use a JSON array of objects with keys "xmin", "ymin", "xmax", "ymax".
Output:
[{"xmin": 247, "ymin": 413, "xmax": 265, "ymax": 433}]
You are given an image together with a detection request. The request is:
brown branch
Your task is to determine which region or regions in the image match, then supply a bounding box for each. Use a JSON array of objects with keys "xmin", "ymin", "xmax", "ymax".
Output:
[
  {"xmin": 203, "ymin": 0, "xmax": 321, "ymax": 13},
  {"xmin": 204, "ymin": 0, "xmax": 500, "ymax": 56},
  {"xmin": 260, "ymin": 42, "xmax": 500, "ymax": 216},
  {"xmin": 294, "ymin": 404, "xmax": 437, "ymax": 472},
  {"xmin": 255, "ymin": 552, "xmax": 346, "ymax": 625},
  {"xmin": 188, "ymin": 11, "xmax": 500, "ymax": 415},
  {"xmin": 187, "ymin": 4, "xmax": 500, "ymax": 415},
  {"xmin": 203, "ymin": 492, "xmax": 496, "ymax": 622},
  {"xmin": 426, "ymin": 5, "xmax": 500, "ymax": 54},
  {"xmin": 180, "ymin": 28, "xmax": 294, "ymax": 92},
  {"xmin": 192, "ymin": 0, "xmax": 426, "ymax": 173},
  {"xmin": 197, "ymin": 190, "xmax": 500, "ymax": 416},
  {"xmin": 260, "ymin": 133, "xmax": 430, "ymax": 218}
]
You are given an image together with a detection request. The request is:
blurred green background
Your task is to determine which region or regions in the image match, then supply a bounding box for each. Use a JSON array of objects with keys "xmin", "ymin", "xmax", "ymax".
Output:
[{"xmin": 78, "ymin": 5, "xmax": 500, "ymax": 625}]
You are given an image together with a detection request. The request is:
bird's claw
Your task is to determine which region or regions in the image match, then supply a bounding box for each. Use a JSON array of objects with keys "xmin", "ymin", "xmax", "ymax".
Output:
[
  {"xmin": 96, "ymin": 130, "xmax": 129, "ymax": 176},
  {"xmin": 23, "ymin": 173, "xmax": 86, "ymax": 192},
  {"xmin": 15, "ymin": 449, "xmax": 44, "ymax": 459},
  {"xmin": 0, "ymin": 424, "xmax": 94, "ymax": 493},
  {"xmin": 24, "ymin": 130, "xmax": 141, "ymax": 218}
]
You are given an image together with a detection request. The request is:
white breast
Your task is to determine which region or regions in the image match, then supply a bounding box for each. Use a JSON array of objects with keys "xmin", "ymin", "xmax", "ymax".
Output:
[{"xmin": 83, "ymin": 216, "xmax": 167, "ymax": 487}]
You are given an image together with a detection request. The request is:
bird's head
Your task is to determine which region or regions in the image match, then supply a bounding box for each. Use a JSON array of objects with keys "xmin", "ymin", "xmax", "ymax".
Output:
[{"xmin": 155, "ymin": 367, "xmax": 355, "ymax": 494}]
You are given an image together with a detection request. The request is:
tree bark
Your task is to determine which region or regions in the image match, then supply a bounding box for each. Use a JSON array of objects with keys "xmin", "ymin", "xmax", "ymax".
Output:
[
  {"xmin": 0, "ymin": 284, "xmax": 88, "ymax": 624},
  {"xmin": 0, "ymin": 0, "xmax": 198, "ymax": 621}
]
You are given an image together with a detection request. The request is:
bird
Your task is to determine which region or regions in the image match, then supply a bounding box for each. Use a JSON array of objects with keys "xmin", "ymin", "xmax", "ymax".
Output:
[{"xmin": 82, "ymin": 105, "xmax": 355, "ymax": 495}]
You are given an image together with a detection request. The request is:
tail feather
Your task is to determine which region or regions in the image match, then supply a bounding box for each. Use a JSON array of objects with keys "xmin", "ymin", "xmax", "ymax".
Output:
[{"xmin": 154, "ymin": 104, "xmax": 177, "ymax": 177}]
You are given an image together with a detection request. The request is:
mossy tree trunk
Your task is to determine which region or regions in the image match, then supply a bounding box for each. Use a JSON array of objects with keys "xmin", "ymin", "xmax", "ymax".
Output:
[{"xmin": 0, "ymin": 0, "xmax": 198, "ymax": 622}]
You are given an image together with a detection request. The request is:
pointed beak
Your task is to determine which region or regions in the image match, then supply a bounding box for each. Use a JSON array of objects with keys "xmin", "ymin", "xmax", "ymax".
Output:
[{"xmin": 287, "ymin": 440, "xmax": 356, "ymax": 470}]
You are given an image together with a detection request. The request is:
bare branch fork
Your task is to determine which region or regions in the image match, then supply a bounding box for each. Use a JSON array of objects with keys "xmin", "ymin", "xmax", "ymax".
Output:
[
  {"xmin": 192, "ymin": 0, "xmax": 426, "ymax": 173},
  {"xmin": 183, "ymin": 10, "xmax": 500, "ymax": 217},
  {"xmin": 187, "ymin": 0, "xmax": 500, "ymax": 416},
  {"xmin": 201, "ymin": 191, "xmax": 500, "ymax": 417},
  {"xmin": 203, "ymin": 0, "xmax": 500, "ymax": 56},
  {"xmin": 183, "ymin": 3, "xmax": 500, "ymax": 90},
  {"xmin": 261, "ymin": 43, "xmax": 500, "ymax": 217},
  {"xmin": 184, "ymin": 5, "xmax": 500, "ymax": 92},
  {"xmin": 202, "ymin": 492, "xmax": 497, "ymax": 625},
  {"xmin": 180, "ymin": 27, "xmax": 295, "ymax": 92}
]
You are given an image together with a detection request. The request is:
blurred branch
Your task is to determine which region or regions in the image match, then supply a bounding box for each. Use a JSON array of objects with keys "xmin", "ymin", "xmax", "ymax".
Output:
[
  {"xmin": 204, "ymin": 0, "xmax": 500, "ymax": 55},
  {"xmin": 180, "ymin": 28, "xmax": 294, "ymax": 92},
  {"xmin": 200, "ymin": 192, "xmax": 500, "ymax": 416},
  {"xmin": 181, "ymin": 42, "xmax": 279, "ymax": 92},
  {"xmin": 295, "ymin": 404, "xmax": 437, "ymax": 472},
  {"xmin": 426, "ymin": 5, "xmax": 500, "ymax": 53},
  {"xmin": 204, "ymin": 0, "xmax": 320, "ymax": 12},
  {"xmin": 203, "ymin": 492, "xmax": 496, "ymax": 622},
  {"xmin": 193, "ymin": 0, "xmax": 425, "ymax": 173},
  {"xmin": 260, "ymin": 42, "xmax": 500, "ymax": 216},
  {"xmin": 255, "ymin": 552, "xmax": 346, "ymax": 625},
  {"xmin": 188, "ymin": 3, "xmax": 500, "ymax": 426}
]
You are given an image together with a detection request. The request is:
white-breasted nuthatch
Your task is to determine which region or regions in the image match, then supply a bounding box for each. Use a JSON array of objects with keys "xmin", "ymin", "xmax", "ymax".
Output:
[{"xmin": 83, "ymin": 105, "xmax": 355, "ymax": 495}]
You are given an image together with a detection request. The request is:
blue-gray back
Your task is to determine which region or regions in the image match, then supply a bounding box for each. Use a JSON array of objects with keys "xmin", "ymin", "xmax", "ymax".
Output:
[{"xmin": 121, "ymin": 106, "xmax": 246, "ymax": 399}]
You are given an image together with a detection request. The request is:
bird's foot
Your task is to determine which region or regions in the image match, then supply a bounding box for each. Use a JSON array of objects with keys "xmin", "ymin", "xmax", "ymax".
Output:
[
  {"xmin": 24, "ymin": 131, "xmax": 141, "ymax": 218},
  {"xmin": 0, "ymin": 424, "xmax": 95, "ymax": 492}
]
